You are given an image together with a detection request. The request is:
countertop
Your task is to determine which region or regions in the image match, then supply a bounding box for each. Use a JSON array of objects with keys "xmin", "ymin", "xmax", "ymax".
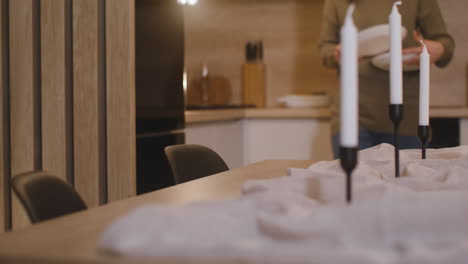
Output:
[
  {"xmin": 428, "ymin": 107, "xmax": 468, "ymax": 118},
  {"xmin": 186, "ymin": 106, "xmax": 468, "ymax": 124},
  {"xmin": 185, "ymin": 107, "xmax": 331, "ymax": 124}
]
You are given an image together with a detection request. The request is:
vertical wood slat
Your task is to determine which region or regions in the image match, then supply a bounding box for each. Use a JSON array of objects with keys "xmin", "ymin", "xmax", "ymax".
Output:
[
  {"xmin": 1, "ymin": 0, "xmax": 11, "ymax": 233},
  {"xmin": 9, "ymin": 0, "xmax": 35, "ymax": 229},
  {"xmin": 98, "ymin": 0, "xmax": 106, "ymax": 204},
  {"xmin": 106, "ymin": 0, "xmax": 136, "ymax": 201},
  {"xmin": 65, "ymin": 0, "xmax": 73, "ymax": 185},
  {"xmin": 41, "ymin": 0, "xmax": 67, "ymax": 180},
  {"xmin": 73, "ymin": 0, "xmax": 102, "ymax": 207},
  {"xmin": 0, "ymin": 0, "xmax": 5, "ymax": 233}
]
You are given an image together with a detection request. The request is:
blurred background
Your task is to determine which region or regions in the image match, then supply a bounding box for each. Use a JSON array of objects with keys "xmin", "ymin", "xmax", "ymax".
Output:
[{"xmin": 183, "ymin": 0, "xmax": 467, "ymax": 108}]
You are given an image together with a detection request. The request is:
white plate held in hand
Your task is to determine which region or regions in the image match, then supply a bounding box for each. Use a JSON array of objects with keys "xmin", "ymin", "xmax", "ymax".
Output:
[
  {"xmin": 358, "ymin": 24, "xmax": 407, "ymax": 57},
  {"xmin": 371, "ymin": 52, "xmax": 420, "ymax": 72}
]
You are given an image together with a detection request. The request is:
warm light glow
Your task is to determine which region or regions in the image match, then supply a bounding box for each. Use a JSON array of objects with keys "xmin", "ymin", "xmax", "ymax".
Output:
[
  {"xmin": 183, "ymin": 70, "xmax": 187, "ymax": 93},
  {"xmin": 177, "ymin": 0, "xmax": 197, "ymax": 5},
  {"xmin": 183, "ymin": 70, "xmax": 188, "ymax": 106}
]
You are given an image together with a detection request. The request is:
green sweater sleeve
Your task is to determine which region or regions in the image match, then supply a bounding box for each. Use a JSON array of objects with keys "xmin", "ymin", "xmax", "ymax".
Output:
[
  {"xmin": 318, "ymin": 0, "xmax": 340, "ymax": 69},
  {"xmin": 417, "ymin": 0, "xmax": 455, "ymax": 68}
]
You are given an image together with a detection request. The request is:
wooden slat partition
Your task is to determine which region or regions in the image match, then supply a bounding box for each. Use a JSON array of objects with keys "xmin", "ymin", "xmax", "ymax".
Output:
[
  {"xmin": 9, "ymin": 0, "xmax": 35, "ymax": 229},
  {"xmin": 2, "ymin": 0, "xmax": 137, "ymax": 231},
  {"xmin": 72, "ymin": 0, "xmax": 102, "ymax": 207},
  {"xmin": 105, "ymin": 0, "xmax": 136, "ymax": 201},
  {"xmin": 41, "ymin": 0, "xmax": 68, "ymax": 180}
]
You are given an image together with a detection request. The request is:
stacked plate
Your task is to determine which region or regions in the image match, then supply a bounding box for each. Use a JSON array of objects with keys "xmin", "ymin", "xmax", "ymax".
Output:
[
  {"xmin": 277, "ymin": 94, "xmax": 330, "ymax": 108},
  {"xmin": 358, "ymin": 24, "xmax": 419, "ymax": 72}
]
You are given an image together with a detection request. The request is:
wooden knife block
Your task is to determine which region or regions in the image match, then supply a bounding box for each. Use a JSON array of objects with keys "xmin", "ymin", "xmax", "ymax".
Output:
[{"xmin": 242, "ymin": 63, "xmax": 266, "ymax": 107}]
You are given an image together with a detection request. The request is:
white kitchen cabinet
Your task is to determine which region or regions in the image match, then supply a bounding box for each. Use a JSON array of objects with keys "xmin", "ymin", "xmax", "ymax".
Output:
[
  {"xmin": 186, "ymin": 116, "xmax": 334, "ymax": 168},
  {"xmin": 242, "ymin": 119, "xmax": 334, "ymax": 165},
  {"xmin": 185, "ymin": 120, "xmax": 244, "ymax": 169},
  {"xmin": 460, "ymin": 119, "xmax": 468, "ymax": 145}
]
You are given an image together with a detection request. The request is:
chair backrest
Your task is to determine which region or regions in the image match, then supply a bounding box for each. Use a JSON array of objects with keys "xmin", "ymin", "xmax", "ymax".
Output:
[
  {"xmin": 165, "ymin": 144, "xmax": 229, "ymax": 184},
  {"xmin": 11, "ymin": 171, "xmax": 87, "ymax": 223}
]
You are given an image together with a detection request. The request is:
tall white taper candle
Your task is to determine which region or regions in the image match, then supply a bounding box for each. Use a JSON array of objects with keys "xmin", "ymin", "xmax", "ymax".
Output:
[
  {"xmin": 340, "ymin": 4, "xmax": 358, "ymax": 147},
  {"xmin": 419, "ymin": 40, "xmax": 430, "ymax": 126},
  {"xmin": 389, "ymin": 1, "xmax": 403, "ymax": 105}
]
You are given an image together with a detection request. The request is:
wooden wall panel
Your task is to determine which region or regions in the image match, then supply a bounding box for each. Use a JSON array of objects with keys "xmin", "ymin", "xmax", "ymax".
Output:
[
  {"xmin": 73, "ymin": 0, "xmax": 102, "ymax": 207},
  {"xmin": 430, "ymin": 0, "xmax": 467, "ymax": 106},
  {"xmin": 184, "ymin": 0, "xmax": 338, "ymax": 107},
  {"xmin": 9, "ymin": 0, "xmax": 35, "ymax": 229},
  {"xmin": 185, "ymin": 0, "xmax": 466, "ymax": 107},
  {"xmin": 106, "ymin": 0, "xmax": 136, "ymax": 202},
  {"xmin": 41, "ymin": 0, "xmax": 67, "ymax": 179}
]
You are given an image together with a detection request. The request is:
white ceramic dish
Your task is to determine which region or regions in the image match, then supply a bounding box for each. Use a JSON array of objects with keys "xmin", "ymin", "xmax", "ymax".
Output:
[
  {"xmin": 358, "ymin": 24, "xmax": 407, "ymax": 57},
  {"xmin": 371, "ymin": 52, "xmax": 420, "ymax": 72},
  {"xmin": 277, "ymin": 94, "xmax": 330, "ymax": 108}
]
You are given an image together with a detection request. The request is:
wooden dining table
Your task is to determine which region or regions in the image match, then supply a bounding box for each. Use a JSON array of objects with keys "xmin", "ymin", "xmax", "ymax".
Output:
[{"xmin": 0, "ymin": 159, "xmax": 314, "ymax": 264}]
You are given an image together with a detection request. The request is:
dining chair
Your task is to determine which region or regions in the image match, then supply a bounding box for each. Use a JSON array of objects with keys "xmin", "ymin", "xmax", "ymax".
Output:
[
  {"xmin": 165, "ymin": 144, "xmax": 229, "ymax": 184},
  {"xmin": 11, "ymin": 171, "xmax": 87, "ymax": 223}
]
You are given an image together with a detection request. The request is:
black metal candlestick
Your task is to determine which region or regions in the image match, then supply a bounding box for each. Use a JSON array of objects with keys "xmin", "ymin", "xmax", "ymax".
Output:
[
  {"xmin": 340, "ymin": 147, "xmax": 357, "ymax": 203},
  {"xmin": 418, "ymin": 125, "xmax": 430, "ymax": 159},
  {"xmin": 389, "ymin": 104, "xmax": 403, "ymax": 177}
]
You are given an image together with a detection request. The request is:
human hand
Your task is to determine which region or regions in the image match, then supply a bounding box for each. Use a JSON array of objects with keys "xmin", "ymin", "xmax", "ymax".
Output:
[
  {"xmin": 402, "ymin": 31, "xmax": 445, "ymax": 65},
  {"xmin": 334, "ymin": 44, "xmax": 341, "ymax": 65},
  {"xmin": 334, "ymin": 44, "xmax": 363, "ymax": 65}
]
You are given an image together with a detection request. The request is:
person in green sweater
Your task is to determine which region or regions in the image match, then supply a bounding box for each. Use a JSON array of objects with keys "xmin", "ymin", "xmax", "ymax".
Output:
[{"xmin": 319, "ymin": 0, "xmax": 455, "ymax": 158}]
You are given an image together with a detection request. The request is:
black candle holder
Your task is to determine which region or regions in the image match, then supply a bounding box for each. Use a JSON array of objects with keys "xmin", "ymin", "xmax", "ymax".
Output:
[
  {"xmin": 340, "ymin": 147, "xmax": 357, "ymax": 203},
  {"xmin": 389, "ymin": 104, "xmax": 403, "ymax": 177},
  {"xmin": 418, "ymin": 125, "xmax": 430, "ymax": 159}
]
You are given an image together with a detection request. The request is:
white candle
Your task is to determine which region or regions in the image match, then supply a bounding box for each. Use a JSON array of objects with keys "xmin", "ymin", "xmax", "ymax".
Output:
[
  {"xmin": 340, "ymin": 4, "xmax": 358, "ymax": 147},
  {"xmin": 419, "ymin": 41, "xmax": 430, "ymax": 126},
  {"xmin": 389, "ymin": 1, "xmax": 403, "ymax": 105}
]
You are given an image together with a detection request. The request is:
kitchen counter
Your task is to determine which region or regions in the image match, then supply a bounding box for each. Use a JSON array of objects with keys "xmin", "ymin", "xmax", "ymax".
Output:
[
  {"xmin": 429, "ymin": 107, "xmax": 468, "ymax": 118},
  {"xmin": 185, "ymin": 107, "xmax": 331, "ymax": 124},
  {"xmin": 186, "ymin": 106, "xmax": 468, "ymax": 124},
  {"xmin": 185, "ymin": 109, "xmax": 246, "ymax": 124}
]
